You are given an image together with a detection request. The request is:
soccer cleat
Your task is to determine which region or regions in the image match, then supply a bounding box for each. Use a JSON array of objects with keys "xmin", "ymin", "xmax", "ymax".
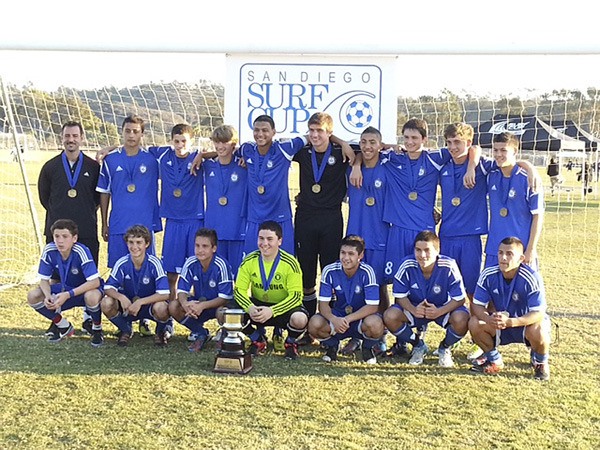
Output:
[
  {"xmin": 322, "ymin": 345, "xmax": 338, "ymax": 363},
  {"xmin": 117, "ymin": 330, "xmax": 132, "ymax": 347},
  {"xmin": 386, "ymin": 341, "xmax": 409, "ymax": 357},
  {"xmin": 374, "ymin": 337, "xmax": 388, "ymax": 355},
  {"xmin": 296, "ymin": 333, "xmax": 319, "ymax": 347},
  {"xmin": 470, "ymin": 359, "xmax": 505, "ymax": 375},
  {"xmin": 44, "ymin": 322, "xmax": 58, "ymax": 337},
  {"xmin": 188, "ymin": 334, "xmax": 210, "ymax": 353},
  {"xmin": 273, "ymin": 334, "xmax": 285, "ymax": 352},
  {"xmin": 187, "ymin": 331, "xmax": 200, "ymax": 342},
  {"xmin": 437, "ymin": 346, "xmax": 454, "ymax": 368},
  {"xmin": 466, "ymin": 344, "xmax": 484, "ymax": 361},
  {"xmin": 408, "ymin": 342, "xmax": 429, "ymax": 365},
  {"xmin": 340, "ymin": 338, "xmax": 361, "ymax": 355},
  {"xmin": 154, "ymin": 331, "xmax": 168, "ymax": 347},
  {"xmin": 533, "ymin": 363, "xmax": 550, "ymax": 381},
  {"xmin": 284, "ymin": 342, "xmax": 299, "ymax": 360},
  {"xmin": 249, "ymin": 337, "xmax": 267, "ymax": 356},
  {"xmin": 81, "ymin": 319, "xmax": 93, "ymax": 336},
  {"xmin": 48, "ymin": 323, "xmax": 75, "ymax": 343},
  {"xmin": 361, "ymin": 346, "xmax": 377, "ymax": 365},
  {"xmin": 91, "ymin": 329, "xmax": 104, "ymax": 348},
  {"xmin": 138, "ymin": 319, "xmax": 153, "ymax": 337},
  {"xmin": 164, "ymin": 320, "xmax": 175, "ymax": 340}
]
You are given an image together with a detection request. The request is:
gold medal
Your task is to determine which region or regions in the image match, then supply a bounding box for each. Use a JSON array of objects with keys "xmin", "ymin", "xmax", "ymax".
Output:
[
  {"xmin": 409, "ymin": 191, "xmax": 418, "ymax": 201},
  {"xmin": 173, "ymin": 188, "xmax": 182, "ymax": 198},
  {"xmin": 218, "ymin": 196, "xmax": 228, "ymax": 206},
  {"xmin": 312, "ymin": 183, "xmax": 321, "ymax": 194},
  {"xmin": 499, "ymin": 207, "xmax": 508, "ymax": 217},
  {"xmin": 262, "ymin": 293, "xmax": 269, "ymax": 302},
  {"xmin": 365, "ymin": 197, "xmax": 375, "ymax": 206},
  {"xmin": 345, "ymin": 305, "xmax": 353, "ymax": 314},
  {"xmin": 257, "ymin": 185, "xmax": 265, "ymax": 194},
  {"xmin": 451, "ymin": 197, "xmax": 461, "ymax": 207},
  {"xmin": 67, "ymin": 189, "xmax": 77, "ymax": 198},
  {"xmin": 127, "ymin": 184, "xmax": 136, "ymax": 193}
]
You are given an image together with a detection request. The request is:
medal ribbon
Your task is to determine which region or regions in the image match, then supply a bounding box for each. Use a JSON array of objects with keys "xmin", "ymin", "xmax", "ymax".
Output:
[
  {"xmin": 255, "ymin": 146, "xmax": 272, "ymax": 187},
  {"xmin": 259, "ymin": 251, "xmax": 281, "ymax": 297},
  {"xmin": 130, "ymin": 255, "xmax": 149, "ymax": 299},
  {"xmin": 498, "ymin": 271, "xmax": 518, "ymax": 313},
  {"xmin": 405, "ymin": 153, "xmax": 425, "ymax": 193},
  {"xmin": 123, "ymin": 149, "xmax": 139, "ymax": 188},
  {"xmin": 216, "ymin": 159, "xmax": 231, "ymax": 198},
  {"xmin": 342, "ymin": 269, "xmax": 360, "ymax": 313},
  {"xmin": 450, "ymin": 160, "xmax": 465, "ymax": 200},
  {"xmin": 499, "ymin": 166, "xmax": 517, "ymax": 210},
  {"xmin": 61, "ymin": 152, "xmax": 83, "ymax": 190},
  {"xmin": 57, "ymin": 251, "xmax": 74, "ymax": 291},
  {"xmin": 310, "ymin": 144, "xmax": 332, "ymax": 185},
  {"xmin": 168, "ymin": 150, "xmax": 190, "ymax": 190}
]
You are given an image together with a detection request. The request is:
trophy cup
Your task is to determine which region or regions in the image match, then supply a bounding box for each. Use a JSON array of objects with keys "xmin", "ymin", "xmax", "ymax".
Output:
[{"xmin": 213, "ymin": 309, "xmax": 253, "ymax": 374}]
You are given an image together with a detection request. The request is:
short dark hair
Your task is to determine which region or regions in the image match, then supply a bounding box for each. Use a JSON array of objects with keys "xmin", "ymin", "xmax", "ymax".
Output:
[
  {"xmin": 340, "ymin": 235, "xmax": 365, "ymax": 254},
  {"xmin": 50, "ymin": 219, "xmax": 78, "ymax": 236},
  {"xmin": 195, "ymin": 228, "xmax": 218, "ymax": 247},
  {"xmin": 171, "ymin": 123, "xmax": 194, "ymax": 138},
  {"xmin": 414, "ymin": 230, "xmax": 440, "ymax": 250},
  {"xmin": 253, "ymin": 115, "xmax": 276, "ymax": 130},
  {"xmin": 361, "ymin": 126, "xmax": 382, "ymax": 140},
  {"xmin": 500, "ymin": 236, "xmax": 524, "ymax": 251},
  {"xmin": 122, "ymin": 115, "xmax": 145, "ymax": 132},
  {"xmin": 124, "ymin": 224, "xmax": 151, "ymax": 245},
  {"xmin": 402, "ymin": 118, "xmax": 428, "ymax": 138},
  {"xmin": 61, "ymin": 121, "xmax": 84, "ymax": 135},
  {"xmin": 259, "ymin": 220, "xmax": 282, "ymax": 239},
  {"xmin": 492, "ymin": 132, "xmax": 519, "ymax": 149}
]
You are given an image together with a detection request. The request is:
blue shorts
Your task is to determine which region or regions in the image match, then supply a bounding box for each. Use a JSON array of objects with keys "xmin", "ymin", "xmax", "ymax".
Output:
[
  {"xmin": 185, "ymin": 298, "xmax": 218, "ymax": 326},
  {"xmin": 244, "ymin": 219, "xmax": 295, "ymax": 255},
  {"xmin": 50, "ymin": 283, "xmax": 102, "ymax": 312},
  {"xmin": 216, "ymin": 240, "xmax": 245, "ymax": 276},
  {"xmin": 440, "ymin": 235, "xmax": 483, "ymax": 295},
  {"xmin": 162, "ymin": 219, "xmax": 204, "ymax": 273},
  {"xmin": 364, "ymin": 248, "xmax": 387, "ymax": 285},
  {"xmin": 392, "ymin": 303, "xmax": 469, "ymax": 329},
  {"xmin": 108, "ymin": 233, "xmax": 156, "ymax": 269},
  {"xmin": 385, "ymin": 226, "xmax": 419, "ymax": 281},
  {"xmin": 318, "ymin": 315, "xmax": 378, "ymax": 348},
  {"xmin": 118, "ymin": 302, "xmax": 161, "ymax": 323},
  {"xmin": 496, "ymin": 314, "xmax": 550, "ymax": 346}
]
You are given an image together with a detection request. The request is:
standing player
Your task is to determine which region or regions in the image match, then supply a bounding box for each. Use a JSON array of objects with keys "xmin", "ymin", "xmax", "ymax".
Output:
[
  {"xmin": 101, "ymin": 225, "xmax": 170, "ymax": 347},
  {"xmin": 384, "ymin": 231, "xmax": 469, "ymax": 367},
  {"xmin": 38, "ymin": 121, "xmax": 100, "ymax": 335},
  {"xmin": 26, "ymin": 219, "xmax": 104, "ymax": 346},
  {"xmin": 204, "ymin": 125, "xmax": 247, "ymax": 273},
  {"xmin": 233, "ymin": 221, "xmax": 307, "ymax": 360},
  {"xmin": 308, "ymin": 235, "xmax": 384, "ymax": 364},
  {"xmin": 169, "ymin": 228, "xmax": 234, "ymax": 352},
  {"xmin": 96, "ymin": 115, "xmax": 161, "ymax": 269},
  {"xmin": 485, "ymin": 132, "xmax": 544, "ymax": 269},
  {"xmin": 469, "ymin": 237, "xmax": 551, "ymax": 380}
]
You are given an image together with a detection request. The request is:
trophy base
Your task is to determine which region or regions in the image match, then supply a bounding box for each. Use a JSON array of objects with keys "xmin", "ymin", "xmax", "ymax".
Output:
[{"xmin": 213, "ymin": 353, "xmax": 253, "ymax": 375}]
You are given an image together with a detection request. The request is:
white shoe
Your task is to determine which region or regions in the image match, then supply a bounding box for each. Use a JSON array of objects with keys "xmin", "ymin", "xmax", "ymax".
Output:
[
  {"xmin": 467, "ymin": 344, "xmax": 484, "ymax": 361},
  {"xmin": 438, "ymin": 346, "xmax": 454, "ymax": 368},
  {"xmin": 408, "ymin": 342, "xmax": 428, "ymax": 365}
]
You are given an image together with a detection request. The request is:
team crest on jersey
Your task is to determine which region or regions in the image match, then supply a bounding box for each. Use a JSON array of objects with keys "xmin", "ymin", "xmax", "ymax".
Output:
[
  {"xmin": 418, "ymin": 167, "xmax": 425, "ymax": 176},
  {"xmin": 274, "ymin": 273, "xmax": 282, "ymax": 281},
  {"xmin": 209, "ymin": 280, "xmax": 216, "ymax": 288},
  {"xmin": 140, "ymin": 164, "xmax": 147, "ymax": 174},
  {"xmin": 231, "ymin": 173, "xmax": 238, "ymax": 182},
  {"xmin": 267, "ymin": 160, "xmax": 273, "ymax": 169},
  {"xmin": 142, "ymin": 276, "xmax": 150, "ymax": 284},
  {"xmin": 512, "ymin": 292, "xmax": 520, "ymax": 301},
  {"xmin": 327, "ymin": 156, "xmax": 336, "ymax": 165},
  {"xmin": 374, "ymin": 179, "xmax": 382, "ymax": 188},
  {"xmin": 354, "ymin": 285, "xmax": 361, "ymax": 293},
  {"xmin": 509, "ymin": 188, "xmax": 516, "ymax": 198},
  {"xmin": 433, "ymin": 285, "xmax": 441, "ymax": 294},
  {"xmin": 71, "ymin": 268, "xmax": 79, "ymax": 275}
]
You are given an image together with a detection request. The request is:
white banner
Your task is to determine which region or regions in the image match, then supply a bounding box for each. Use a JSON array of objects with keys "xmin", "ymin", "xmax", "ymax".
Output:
[{"xmin": 225, "ymin": 54, "xmax": 397, "ymax": 143}]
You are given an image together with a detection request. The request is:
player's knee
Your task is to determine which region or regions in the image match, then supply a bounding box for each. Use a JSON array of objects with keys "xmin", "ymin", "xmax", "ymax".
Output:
[
  {"xmin": 27, "ymin": 288, "xmax": 43, "ymax": 305},
  {"xmin": 101, "ymin": 296, "xmax": 117, "ymax": 316},
  {"xmin": 83, "ymin": 290, "xmax": 102, "ymax": 307},
  {"xmin": 468, "ymin": 315, "xmax": 484, "ymax": 334},
  {"xmin": 308, "ymin": 315, "xmax": 329, "ymax": 339},
  {"xmin": 383, "ymin": 306, "xmax": 402, "ymax": 330},
  {"xmin": 290, "ymin": 311, "xmax": 308, "ymax": 330},
  {"xmin": 525, "ymin": 321, "xmax": 549, "ymax": 347},
  {"xmin": 152, "ymin": 302, "xmax": 170, "ymax": 321},
  {"xmin": 362, "ymin": 315, "xmax": 384, "ymax": 339},
  {"xmin": 168, "ymin": 301, "xmax": 183, "ymax": 320},
  {"xmin": 450, "ymin": 310, "xmax": 470, "ymax": 334}
]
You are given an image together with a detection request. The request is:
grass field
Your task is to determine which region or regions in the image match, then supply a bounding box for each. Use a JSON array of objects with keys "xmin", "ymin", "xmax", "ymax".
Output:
[{"xmin": 0, "ymin": 156, "xmax": 599, "ymax": 449}]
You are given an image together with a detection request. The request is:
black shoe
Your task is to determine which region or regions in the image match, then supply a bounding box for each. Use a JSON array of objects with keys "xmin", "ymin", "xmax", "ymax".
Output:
[
  {"xmin": 340, "ymin": 338, "xmax": 361, "ymax": 355},
  {"xmin": 81, "ymin": 318, "xmax": 93, "ymax": 336},
  {"xmin": 45, "ymin": 322, "xmax": 58, "ymax": 337},
  {"xmin": 91, "ymin": 329, "xmax": 104, "ymax": 347},
  {"xmin": 533, "ymin": 363, "xmax": 550, "ymax": 381},
  {"xmin": 249, "ymin": 337, "xmax": 268, "ymax": 356},
  {"xmin": 296, "ymin": 334, "xmax": 319, "ymax": 347},
  {"xmin": 117, "ymin": 330, "xmax": 132, "ymax": 347},
  {"xmin": 361, "ymin": 346, "xmax": 377, "ymax": 364},
  {"xmin": 322, "ymin": 345, "xmax": 338, "ymax": 362},
  {"xmin": 284, "ymin": 342, "xmax": 299, "ymax": 360},
  {"xmin": 154, "ymin": 331, "xmax": 168, "ymax": 347},
  {"xmin": 386, "ymin": 341, "xmax": 409, "ymax": 357},
  {"xmin": 48, "ymin": 323, "xmax": 75, "ymax": 343}
]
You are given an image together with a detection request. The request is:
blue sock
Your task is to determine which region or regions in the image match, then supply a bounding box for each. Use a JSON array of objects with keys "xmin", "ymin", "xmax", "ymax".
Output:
[
  {"xmin": 155, "ymin": 320, "xmax": 167, "ymax": 335},
  {"xmin": 30, "ymin": 301, "xmax": 57, "ymax": 320},
  {"xmin": 486, "ymin": 348, "xmax": 501, "ymax": 363},
  {"xmin": 532, "ymin": 351, "xmax": 548, "ymax": 364},
  {"xmin": 85, "ymin": 304, "xmax": 102, "ymax": 327},
  {"xmin": 393, "ymin": 324, "xmax": 416, "ymax": 345},
  {"xmin": 249, "ymin": 330, "xmax": 262, "ymax": 341},
  {"xmin": 110, "ymin": 313, "xmax": 132, "ymax": 334},
  {"xmin": 180, "ymin": 316, "xmax": 203, "ymax": 334},
  {"xmin": 441, "ymin": 325, "xmax": 464, "ymax": 348}
]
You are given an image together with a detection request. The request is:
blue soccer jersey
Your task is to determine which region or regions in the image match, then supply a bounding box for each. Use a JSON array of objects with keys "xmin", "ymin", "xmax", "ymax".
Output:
[
  {"xmin": 439, "ymin": 156, "xmax": 493, "ymax": 238},
  {"xmin": 318, "ymin": 261, "xmax": 379, "ymax": 317},
  {"xmin": 346, "ymin": 160, "xmax": 389, "ymax": 251},
  {"xmin": 203, "ymin": 156, "xmax": 248, "ymax": 241},
  {"xmin": 155, "ymin": 146, "xmax": 204, "ymax": 220},
  {"xmin": 38, "ymin": 242, "xmax": 100, "ymax": 288},
  {"xmin": 96, "ymin": 147, "xmax": 161, "ymax": 234},
  {"xmin": 474, "ymin": 264, "xmax": 546, "ymax": 318},
  {"xmin": 105, "ymin": 254, "xmax": 170, "ymax": 298},
  {"xmin": 486, "ymin": 166, "xmax": 544, "ymax": 255},
  {"xmin": 381, "ymin": 148, "xmax": 449, "ymax": 231},
  {"xmin": 393, "ymin": 255, "xmax": 466, "ymax": 307},
  {"xmin": 240, "ymin": 137, "xmax": 306, "ymax": 223},
  {"xmin": 177, "ymin": 254, "xmax": 234, "ymax": 300}
]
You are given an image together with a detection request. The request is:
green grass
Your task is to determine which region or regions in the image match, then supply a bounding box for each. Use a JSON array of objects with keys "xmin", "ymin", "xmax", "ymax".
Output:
[{"xmin": 0, "ymin": 156, "xmax": 599, "ymax": 449}]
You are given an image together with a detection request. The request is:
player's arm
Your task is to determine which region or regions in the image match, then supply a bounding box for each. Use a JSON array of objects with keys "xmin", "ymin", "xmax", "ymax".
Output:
[
  {"xmin": 471, "ymin": 302, "xmax": 493, "ymax": 325},
  {"xmin": 39, "ymin": 278, "xmax": 54, "ymax": 308},
  {"xmin": 99, "ymin": 193, "xmax": 110, "ymax": 242},
  {"xmin": 524, "ymin": 213, "xmax": 543, "ymax": 265},
  {"xmin": 330, "ymin": 134, "xmax": 355, "ymax": 164},
  {"xmin": 104, "ymin": 285, "xmax": 132, "ymax": 311},
  {"xmin": 233, "ymin": 262, "xmax": 254, "ymax": 312},
  {"xmin": 505, "ymin": 310, "xmax": 544, "ymax": 329},
  {"xmin": 349, "ymin": 152, "xmax": 364, "ymax": 188},
  {"xmin": 95, "ymin": 145, "xmax": 118, "ymax": 163},
  {"xmin": 346, "ymin": 304, "xmax": 379, "ymax": 323},
  {"xmin": 318, "ymin": 299, "xmax": 349, "ymax": 334},
  {"xmin": 424, "ymin": 296, "xmax": 465, "ymax": 320},
  {"xmin": 396, "ymin": 295, "xmax": 420, "ymax": 317},
  {"xmin": 37, "ymin": 165, "xmax": 51, "ymax": 210},
  {"xmin": 463, "ymin": 145, "xmax": 482, "ymax": 189},
  {"xmin": 190, "ymin": 150, "xmax": 217, "ymax": 175},
  {"xmin": 270, "ymin": 262, "xmax": 303, "ymax": 318}
]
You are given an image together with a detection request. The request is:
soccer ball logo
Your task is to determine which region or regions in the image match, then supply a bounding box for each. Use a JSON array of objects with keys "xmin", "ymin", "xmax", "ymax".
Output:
[{"xmin": 346, "ymin": 100, "xmax": 373, "ymax": 129}]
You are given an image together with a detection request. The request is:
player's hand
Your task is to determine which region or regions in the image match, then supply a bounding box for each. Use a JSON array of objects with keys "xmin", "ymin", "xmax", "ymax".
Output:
[
  {"xmin": 190, "ymin": 152, "xmax": 203, "ymax": 175},
  {"xmin": 331, "ymin": 316, "xmax": 349, "ymax": 334},
  {"xmin": 523, "ymin": 248, "xmax": 537, "ymax": 267},
  {"xmin": 95, "ymin": 146, "xmax": 117, "ymax": 163},
  {"xmin": 252, "ymin": 306, "xmax": 273, "ymax": 323},
  {"xmin": 349, "ymin": 165, "xmax": 363, "ymax": 188},
  {"xmin": 237, "ymin": 157, "xmax": 247, "ymax": 168},
  {"xmin": 187, "ymin": 301, "xmax": 205, "ymax": 318},
  {"xmin": 101, "ymin": 224, "xmax": 109, "ymax": 242},
  {"xmin": 527, "ymin": 169, "xmax": 541, "ymax": 193},
  {"xmin": 44, "ymin": 294, "xmax": 58, "ymax": 310},
  {"xmin": 341, "ymin": 142, "xmax": 355, "ymax": 165},
  {"xmin": 394, "ymin": 144, "xmax": 406, "ymax": 155},
  {"xmin": 119, "ymin": 296, "xmax": 132, "ymax": 314},
  {"xmin": 127, "ymin": 299, "xmax": 142, "ymax": 317},
  {"xmin": 423, "ymin": 302, "xmax": 441, "ymax": 320},
  {"xmin": 463, "ymin": 166, "xmax": 476, "ymax": 189},
  {"xmin": 414, "ymin": 300, "xmax": 430, "ymax": 319},
  {"xmin": 491, "ymin": 311, "xmax": 509, "ymax": 330}
]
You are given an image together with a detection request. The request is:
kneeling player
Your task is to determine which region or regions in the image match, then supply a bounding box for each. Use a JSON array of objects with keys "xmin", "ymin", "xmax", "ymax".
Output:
[
  {"xmin": 169, "ymin": 228, "xmax": 234, "ymax": 352},
  {"xmin": 233, "ymin": 221, "xmax": 308, "ymax": 360},
  {"xmin": 101, "ymin": 225, "xmax": 170, "ymax": 347},
  {"xmin": 27, "ymin": 219, "xmax": 104, "ymax": 346},
  {"xmin": 384, "ymin": 231, "xmax": 469, "ymax": 367},
  {"xmin": 308, "ymin": 235, "xmax": 384, "ymax": 364},
  {"xmin": 469, "ymin": 237, "xmax": 550, "ymax": 380}
]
